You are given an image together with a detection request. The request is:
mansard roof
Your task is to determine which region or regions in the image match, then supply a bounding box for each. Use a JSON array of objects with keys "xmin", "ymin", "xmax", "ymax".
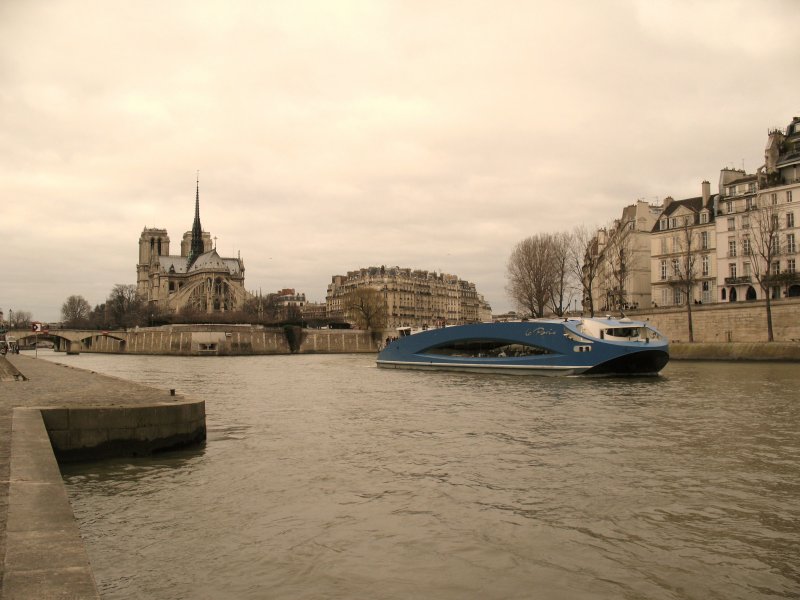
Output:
[{"xmin": 651, "ymin": 195, "xmax": 716, "ymax": 233}]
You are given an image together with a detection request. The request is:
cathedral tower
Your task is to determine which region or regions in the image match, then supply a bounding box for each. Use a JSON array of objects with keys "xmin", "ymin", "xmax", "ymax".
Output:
[{"xmin": 188, "ymin": 175, "xmax": 205, "ymax": 267}]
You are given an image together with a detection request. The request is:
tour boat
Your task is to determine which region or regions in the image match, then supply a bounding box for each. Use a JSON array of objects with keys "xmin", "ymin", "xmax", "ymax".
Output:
[{"xmin": 376, "ymin": 317, "xmax": 669, "ymax": 376}]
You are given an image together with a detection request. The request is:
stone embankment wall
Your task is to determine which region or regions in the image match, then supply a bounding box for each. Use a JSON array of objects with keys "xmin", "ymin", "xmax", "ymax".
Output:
[
  {"xmin": 1, "ymin": 355, "xmax": 206, "ymax": 599},
  {"xmin": 61, "ymin": 325, "xmax": 381, "ymax": 356},
  {"xmin": 631, "ymin": 297, "xmax": 800, "ymax": 343}
]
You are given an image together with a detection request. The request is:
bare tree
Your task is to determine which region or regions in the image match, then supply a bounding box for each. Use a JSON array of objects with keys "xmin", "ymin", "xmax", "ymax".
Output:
[
  {"xmin": 8, "ymin": 310, "xmax": 32, "ymax": 329},
  {"xmin": 506, "ymin": 234, "xmax": 558, "ymax": 318},
  {"xmin": 603, "ymin": 221, "xmax": 633, "ymax": 311},
  {"xmin": 748, "ymin": 201, "xmax": 782, "ymax": 341},
  {"xmin": 671, "ymin": 217, "xmax": 700, "ymax": 342},
  {"xmin": 107, "ymin": 284, "xmax": 146, "ymax": 329},
  {"xmin": 61, "ymin": 295, "xmax": 92, "ymax": 327},
  {"xmin": 548, "ymin": 231, "xmax": 574, "ymax": 316},
  {"xmin": 570, "ymin": 225, "xmax": 600, "ymax": 316},
  {"xmin": 242, "ymin": 292, "xmax": 281, "ymax": 323},
  {"xmin": 345, "ymin": 287, "xmax": 387, "ymax": 330}
]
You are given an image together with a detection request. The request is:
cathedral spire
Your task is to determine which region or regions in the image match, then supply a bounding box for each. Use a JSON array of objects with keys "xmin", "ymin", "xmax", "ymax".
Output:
[{"xmin": 188, "ymin": 171, "xmax": 205, "ymax": 267}]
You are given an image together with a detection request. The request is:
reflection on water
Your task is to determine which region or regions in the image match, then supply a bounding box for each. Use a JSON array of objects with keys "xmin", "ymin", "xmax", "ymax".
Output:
[{"xmin": 45, "ymin": 351, "xmax": 800, "ymax": 600}]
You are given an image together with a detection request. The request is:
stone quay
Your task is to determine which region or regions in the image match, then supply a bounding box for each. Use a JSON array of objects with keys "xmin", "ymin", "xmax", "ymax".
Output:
[{"xmin": 0, "ymin": 354, "xmax": 206, "ymax": 600}]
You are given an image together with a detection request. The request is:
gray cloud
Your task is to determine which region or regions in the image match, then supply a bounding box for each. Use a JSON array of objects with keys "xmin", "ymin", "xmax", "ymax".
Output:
[{"xmin": 2, "ymin": 0, "xmax": 798, "ymax": 321}]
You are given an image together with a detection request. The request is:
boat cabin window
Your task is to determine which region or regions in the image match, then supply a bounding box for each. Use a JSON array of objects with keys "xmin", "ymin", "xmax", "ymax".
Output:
[
  {"xmin": 423, "ymin": 339, "xmax": 554, "ymax": 358},
  {"xmin": 604, "ymin": 327, "xmax": 641, "ymax": 339}
]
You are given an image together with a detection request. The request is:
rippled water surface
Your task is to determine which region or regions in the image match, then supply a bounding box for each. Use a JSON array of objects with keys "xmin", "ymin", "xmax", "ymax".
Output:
[{"xmin": 45, "ymin": 352, "xmax": 799, "ymax": 599}]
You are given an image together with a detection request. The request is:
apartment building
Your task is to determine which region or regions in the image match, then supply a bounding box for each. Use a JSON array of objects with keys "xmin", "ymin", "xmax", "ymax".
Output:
[
  {"xmin": 326, "ymin": 266, "xmax": 492, "ymax": 328},
  {"xmin": 590, "ymin": 200, "xmax": 661, "ymax": 312},
  {"xmin": 650, "ymin": 181, "xmax": 718, "ymax": 307},
  {"xmin": 717, "ymin": 116, "xmax": 800, "ymax": 302}
]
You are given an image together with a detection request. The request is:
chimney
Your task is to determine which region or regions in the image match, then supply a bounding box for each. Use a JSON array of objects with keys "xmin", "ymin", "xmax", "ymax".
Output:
[
  {"xmin": 663, "ymin": 196, "xmax": 673, "ymax": 210},
  {"xmin": 702, "ymin": 180, "xmax": 710, "ymax": 204}
]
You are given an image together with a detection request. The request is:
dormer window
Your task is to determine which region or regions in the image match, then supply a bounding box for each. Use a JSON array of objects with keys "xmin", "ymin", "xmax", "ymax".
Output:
[
  {"xmin": 699, "ymin": 211, "xmax": 708, "ymax": 224},
  {"xmin": 660, "ymin": 218, "xmax": 667, "ymax": 230}
]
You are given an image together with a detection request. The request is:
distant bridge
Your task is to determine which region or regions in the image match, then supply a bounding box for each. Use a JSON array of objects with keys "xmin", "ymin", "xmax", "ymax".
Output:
[{"xmin": 8, "ymin": 329, "xmax": 129, "ymax": 354}]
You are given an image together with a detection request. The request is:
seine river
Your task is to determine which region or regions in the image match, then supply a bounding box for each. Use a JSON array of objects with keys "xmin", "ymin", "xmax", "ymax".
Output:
[{"xmin": 39, "ymin": 352, "xmax": 799, "ymax": 599}]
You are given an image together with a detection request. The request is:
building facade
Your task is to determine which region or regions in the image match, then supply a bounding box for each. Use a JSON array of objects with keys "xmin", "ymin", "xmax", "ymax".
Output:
[
  {"xmin": 650, "ymin": 181, "xmax": 718, "ymax": 307},
  {"xmin": 326, "ymin": 266, "xmax": 492, "ymax": 328},
  {"xmin": 591, "ymin": 200, "xmax": 661, "ymax": 312},
  {"xmin": 136, "ymin": 180, "xmax": 249, "ymax": 314},
  {"xmin": 716, "ymin": 117, "xmax": 800, "ymax": 302}
]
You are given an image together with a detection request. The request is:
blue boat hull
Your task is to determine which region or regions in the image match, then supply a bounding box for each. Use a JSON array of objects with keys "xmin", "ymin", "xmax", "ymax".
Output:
[{"xmin": 376, "ymin": 320, "xmax": 669, "ymax": 377}]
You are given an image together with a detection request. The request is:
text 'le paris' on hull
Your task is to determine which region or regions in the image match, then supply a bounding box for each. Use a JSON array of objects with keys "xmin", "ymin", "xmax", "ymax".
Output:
[{"xmin": 377, "ymin": 317, "xmax": 669, "ymax": 377}]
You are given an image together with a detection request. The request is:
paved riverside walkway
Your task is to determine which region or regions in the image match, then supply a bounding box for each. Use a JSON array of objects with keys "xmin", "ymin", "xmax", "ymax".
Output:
[{"xmin": 0, "ymin": 354, "xmax": 201, "ymax": 599}]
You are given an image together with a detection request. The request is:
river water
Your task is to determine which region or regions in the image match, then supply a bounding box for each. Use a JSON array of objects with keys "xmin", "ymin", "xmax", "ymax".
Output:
[{"xmin": 40, "ymin": 351, "xmax": 799, "ymax": 599}]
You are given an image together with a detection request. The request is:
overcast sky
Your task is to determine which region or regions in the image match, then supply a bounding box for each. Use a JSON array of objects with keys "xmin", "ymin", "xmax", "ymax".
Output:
[{"xmin": 2, "ymin": 0, "xmax": 798, "ymax": 322}]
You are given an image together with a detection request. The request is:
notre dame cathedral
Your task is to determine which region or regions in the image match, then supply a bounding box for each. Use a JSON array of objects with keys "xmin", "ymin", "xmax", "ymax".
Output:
[{"xmin": 136, "ymin": 179, "xmax": 249, "ymax": 314}]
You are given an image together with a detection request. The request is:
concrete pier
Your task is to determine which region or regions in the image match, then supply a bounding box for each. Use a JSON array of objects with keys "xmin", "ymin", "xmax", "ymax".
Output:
[{"xmin": 0, "ymin": 354, "xmax": 206, "ymax": 599}]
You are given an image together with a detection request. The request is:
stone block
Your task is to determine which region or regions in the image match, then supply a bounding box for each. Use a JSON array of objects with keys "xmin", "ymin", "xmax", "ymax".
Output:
[
  {"xmin": 106, "ymin": 427, "xmax": 137, "ymax": 443},
  {"xmin": 6, "ymin": 482, "xmax": 76, "ymax": 532},
  {"xmin": 133, "ymin": 425, "xmax": 160, "ymax": 442},
  {"xmin": 8, "ymin": 451, "xmax": 62, "ymax": 483},
  {"xmin": 4, "ymin": 528, "xmax": 92, "ymax": 572},
  {"xmin": 69, "ymin": 428, "xmax": 109, "ymax": 449},
  {"xmin": 46, "ymin": 430, "xmax": 71, "ymax": 453},
  {"xmin": 1, "ymin": 566, "xmax": 100, "ymax": 600},
  {"xmin": 40, "ymin": 408, "xmax": 69, "ymax": 431},
  {"xmin": 133, "ymin": 406, "xmax": 161, "ymax": 428}
]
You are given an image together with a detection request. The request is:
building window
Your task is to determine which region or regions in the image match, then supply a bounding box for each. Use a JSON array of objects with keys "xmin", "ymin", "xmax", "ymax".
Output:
[
  {"xmin": 660, "ymin": 237, "xmax": 668, "ymax": 254},
  {"xmin": 771, "ymin": 192, "xmax": 778, "ymax": 205},
  {"xmin": 702, "ymin": 255, "xmax": 709, "ymax": 276},
  {"xmin": 700, "ymin": 211, "xmax": 708, "ymax": 224},
  {"xmin": 771, "ymin": 237, "xmax": 779, "ymax": 254},
  {"xmin": 788, "ymin": 233, "xmax": 796, "ymax": 254},
  {"xmin": 749, "ymin": 183, "xmax": 757, "ymax": 193},
  {"xmin": 671, "ymin": 258, "xmax": 680, "ymax": 277},
  {"xmin": 660, "ymin": 260, "xmax": 667, "ymax": 281},
  {"xmin": 729, "ymin": 263, "xmax": 737, "ymax": 278},
  {"xmin": 744, "ymin": 262, "xmax": 751, "ymax": 276},
  {"xmin": 702, "ymin": 281, "xmax": 711, "ymax": 304},
  {"xmin": 673, "ymin": 288, "xmax": 683, "ymax": 305},
  {"xmin": 746, "ymin": 197, "xmax": 755, "ymax": 210},
  {"xmin": 728, "ymin": 237, "xmax": 736, "ymax": 257},
  {"xmin": 727, "ymin": 217, "xmax": 735, "ymax": 231},
  {"xmin": 742, "ymin": 235, "xmax": 750, "ymax": 255},
  {"xmin": 661, "ymin": 288, "xmax": 670, "ymax": 307},
  {"xmin": 787, "ymin": 212, "xmax": 795, "ymax": 228},
  {"xmin": 701, "ymin": 231, "xmax": 709, "ymax": 250},
  {"xmin": 727, "ymin": 201, "xmax": 734, "ymax": 214},
  {"xmin": 788, "ymin": 258, "xmax": 796, "ymax": 273},
  {"xmin": 669, "ymin": 217, "xmax": 677, "ymax": 228},
  {"xmin": 660, "ymin": 218, "xmax": 667, "ymax": 230},
  {"xmin": 772, "ymin": 261, "xmax": 780, "ymax": 275},
  {"xmin": 788, "ymin": 190, "xmax": 793, "ymax": 203},
  {"xmin": 742, "ymin": 215, "xmax": 749, "ymax": 229}
]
